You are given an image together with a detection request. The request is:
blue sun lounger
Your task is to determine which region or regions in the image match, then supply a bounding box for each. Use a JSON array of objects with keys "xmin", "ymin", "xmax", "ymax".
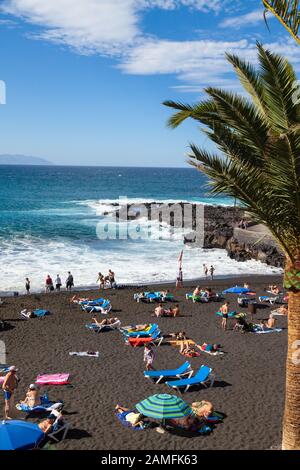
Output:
[
  {"xmin": 123, "ymin": 324, "xmax": 159, "ymax": 338},
  {"xmin": 144, "ymin": 361, "xmax": 193, "ymax": 384},
  {"xmin": 166, "ymin": 365, "xmax": 214, "ymax": 393}
]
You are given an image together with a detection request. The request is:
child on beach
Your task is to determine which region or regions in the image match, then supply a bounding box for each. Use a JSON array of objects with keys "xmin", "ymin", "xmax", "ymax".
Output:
[
  {"xmin": 210, "ymin": 265, "xmax": 215, "ymax": 280},
  {"xmin": 144, "ymin": 345, "xmax": 155, "ymax": 371}
]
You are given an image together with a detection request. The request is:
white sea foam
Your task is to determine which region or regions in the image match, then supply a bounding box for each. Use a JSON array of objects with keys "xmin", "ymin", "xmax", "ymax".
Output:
[{"xmin": 0, "ymin": 234, "xmax": 282, "ymax": 293}]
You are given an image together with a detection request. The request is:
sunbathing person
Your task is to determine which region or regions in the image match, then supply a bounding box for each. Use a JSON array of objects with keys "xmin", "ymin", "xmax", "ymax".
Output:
[
  {"xmin": 193, "ymin": 286, "xmax": 201, "ymax": 298},
  {"xmin": 168, "ymin": 304, "xmax": 180, "ymax": 317},
  {"xmin": 192, "ymin": 401, "xmax": 214, "ymax": 418},
  {"xmin": 71, "ymin": 295, "xmax": 90, "ymax": 304},
  {"xmin": 115, "ymin": 405, "xmax": 146, "ymax": 428},
  {"xmin": 199, "ymin": 343, "xmax": 221, "ymax": 353},
  {"xmin": 154, "ymin": 303, "xmax": 166, "ymax": 317},
  {"xmin": 18, "ymin": 384, "xmax": 39, "ymax": 408},
  {"xmin": 267, "ymin": 314, "xmax": 276, "ymax": 329},
  {"xmin": 38, "ymin": 415, "xmax": 56, "ymax": 434},
  {"xmin": 92, "ymin": 317, "xmax": 119, "ymax": 327},
  {"xmin": 180, "ymin": 341, "xmax": 198, "ymax": 357},
  {"xmin": 272, "ymin": 305, "xmax": 288, "ymax": 316},
  {"xmin": 170, "ymin": 331, "xmax": 187, "ymax": 341},
  {"xmin": 269, "ymin": 285, "xmax": 280, "ymax": 295}
]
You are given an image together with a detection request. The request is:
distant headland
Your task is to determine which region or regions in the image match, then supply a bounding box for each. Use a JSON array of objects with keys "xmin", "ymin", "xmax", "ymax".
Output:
[{"xmin": 0, "ymin": 154, "xmax": 53, "ymax": 165}]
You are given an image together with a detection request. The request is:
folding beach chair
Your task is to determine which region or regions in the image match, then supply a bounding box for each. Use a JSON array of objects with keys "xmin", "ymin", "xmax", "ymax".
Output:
[
  {"xmin": 144, "ymin": 361, "xmax": 193, "ymax": 384},
  {"xmin": 166, "ymin": 365, "xmax": 215, "ymax": 393},
  {"xmin": 48, "ymin": 416, "xmax": 70, "ymax": 443},
  {"xmin": 86, "ymin": 320, "xmax": 121, "ymax": 333}
]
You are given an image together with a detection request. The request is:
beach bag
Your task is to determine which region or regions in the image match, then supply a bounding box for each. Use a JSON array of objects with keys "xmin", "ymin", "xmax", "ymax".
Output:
[{"xmin": 50, "ymin": 285, "xmax": 54, "ymax": 291}]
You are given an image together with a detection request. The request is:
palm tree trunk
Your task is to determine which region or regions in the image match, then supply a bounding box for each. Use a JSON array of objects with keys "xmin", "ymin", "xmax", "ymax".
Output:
[{"xmin": 282, "ymin": 277, "xmax": 300, "ymax": 449}]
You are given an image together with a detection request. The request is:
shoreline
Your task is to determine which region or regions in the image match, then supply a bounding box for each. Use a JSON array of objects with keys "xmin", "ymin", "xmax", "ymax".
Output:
[{"xmin": 0, "ymin": 272, "xmax": 283, "ymax": 298}]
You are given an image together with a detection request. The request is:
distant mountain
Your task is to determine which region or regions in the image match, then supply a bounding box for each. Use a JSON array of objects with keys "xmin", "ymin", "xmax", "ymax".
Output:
[{"xmin": 0, "ymin": 154, "xmax": 53, "ymax": 166}]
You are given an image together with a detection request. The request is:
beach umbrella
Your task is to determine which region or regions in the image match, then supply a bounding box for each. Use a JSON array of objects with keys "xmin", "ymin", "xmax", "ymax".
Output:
[
  {"xmin": 136, "ymin": 393, "xmax": 192, "ymax": 420},
  {"xmin": 0, "ymin": 420, "xmax": 44, "ymax": 450},
  {"xmin": 223, "ymin": 286, "xmax": 251, "ymax": 295}
]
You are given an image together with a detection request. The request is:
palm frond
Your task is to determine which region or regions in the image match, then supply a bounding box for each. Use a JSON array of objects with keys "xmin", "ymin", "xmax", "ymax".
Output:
[{"xmin": 263, "ymin": 0, "xmax": 300, "ymax": 45}]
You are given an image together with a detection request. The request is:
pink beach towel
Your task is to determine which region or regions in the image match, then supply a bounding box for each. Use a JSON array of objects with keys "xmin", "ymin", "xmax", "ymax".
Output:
[{"xmin": 36, "ymin": 373, "xmax": 70, "ymax": 386}]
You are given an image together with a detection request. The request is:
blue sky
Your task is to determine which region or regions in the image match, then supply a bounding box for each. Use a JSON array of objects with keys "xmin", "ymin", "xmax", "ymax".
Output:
[{"xmin": 0, "ymin": 0, "xmax": 299, "ymax": 167}]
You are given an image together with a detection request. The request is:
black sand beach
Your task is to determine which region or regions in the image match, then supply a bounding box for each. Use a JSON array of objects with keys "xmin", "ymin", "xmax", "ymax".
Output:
[{"xmin": 0, "ymin": 274, "xmax": 287, "ymax": 450}]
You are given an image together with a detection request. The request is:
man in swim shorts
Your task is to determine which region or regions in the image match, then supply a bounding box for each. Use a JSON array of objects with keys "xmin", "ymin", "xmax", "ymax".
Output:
[{"xmin": 2, "ymin": 366, "xmax": 19, "ymax": 419}]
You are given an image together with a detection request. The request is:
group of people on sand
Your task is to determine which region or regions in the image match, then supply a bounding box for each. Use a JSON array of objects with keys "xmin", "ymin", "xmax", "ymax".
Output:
[
  {"xmin": 96, "ymin": 269, "xmax": 116, "ymax": 289},
  {"xmin": 153, "ymin": 303, "xmax": 180, "ymax": 318},
  {"xmin": 219, "ymin": 300, "xmax": 278, "ymax": 332},
  {"xmin": 115, "ymin": 399, "xmax": 215, "ymax": 432},
  {"xmin": 24, "ymin": 272, "xmax": 74, "ymax": 294},
  {"xmin": 2, "ymin": 366, "xmax": 64, "ymax": 436},
  {"xmin": 203, "ymin": 264, "xmax": 215, "ymax": 280},
  {"xmin": 192, "ymin": 285, "xmax": 216, "ymax": 301}
]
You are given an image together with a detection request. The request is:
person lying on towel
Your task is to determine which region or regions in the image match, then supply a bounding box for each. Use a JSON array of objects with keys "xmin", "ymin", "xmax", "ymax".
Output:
[
  {"xmin": 199, "ymin": 343, "xmax": 221, "ymax": 353},
  {"xmin": 115, "ymin": 405, "xmax": 147, "ymax": 429}
]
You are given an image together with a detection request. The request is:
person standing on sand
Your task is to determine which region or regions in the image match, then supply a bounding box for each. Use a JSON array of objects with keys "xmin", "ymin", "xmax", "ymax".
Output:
[
  {"xmin": 45, "ymin": 275, "xmax": 53, "ymax": 293},
  {"xmin": 210, "ymin": 265, "xmax": 215, "ymax": 280},
  {"xmin": 144, "ymin": 345, "xmax": 155, "ymax": 371},
  {"xmin": 203, "ymin": 264, "xmax": 208, "ymax": 279},
  {"xmin": 108, "ymin": 269, "xmax": 115, "ymax": 288},
  {"xmin": 2, "ymin": 366, "xmax": 19, "ymax": 420},
  {"xmin": 55, "ymin": 274, "xmax": 62, "ymax": 291},
  {"xmin": 66, "ymin": 271, "xmax": 74, "ymax": 291},
  {"xmin": 176, "ymin": 267, "xmax": 183, "ymax": 288},
  {"xmin": 96, "ymin": 272, "xmax": 105, "ymax": 289},
  {"xmin": 220, "ymin": 301, "xmax": 229, "ymax": 330},
  {"xmin": 25, "ymin": 278, "xmax": 30, "ymax": 295}
]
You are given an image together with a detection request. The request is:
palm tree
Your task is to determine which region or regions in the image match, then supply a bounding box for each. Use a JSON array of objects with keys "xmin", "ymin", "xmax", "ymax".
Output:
[
  {"xmin": 263, "ymin": 0, "xmax": 300, "ymax": 45},
  {"xmin": 163, "ymin": 43, "xmax": 300, "ymax": 450}
]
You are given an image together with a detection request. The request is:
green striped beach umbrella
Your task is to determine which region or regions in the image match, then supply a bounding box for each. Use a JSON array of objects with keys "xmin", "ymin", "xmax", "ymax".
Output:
[{"xmin": 136, "ymin": 394, "xmax": 192, "ymax": 420}]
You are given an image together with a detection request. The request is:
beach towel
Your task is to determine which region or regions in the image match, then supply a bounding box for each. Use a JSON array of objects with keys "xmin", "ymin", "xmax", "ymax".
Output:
[
  {"xmin": 115, "ymin": 411, "xmax": 147, "ymax": 430},
  {"xmin": 36, "ymin": 373, "xmax": 70, "ymax": 386},
  {"xmin": 197, "ymin": 345, "xmax": 224, "ymax": 356},
  {"xmin": 33, "ymin": 309, "xmax": 50, "ymax": 317},
  {"xmin": 252, "ymin": 327, "xmax": 282, "ymax": 334},
  {"xmin": 69, "ymin": 351, "xmax": 99, "ymax": 357}
]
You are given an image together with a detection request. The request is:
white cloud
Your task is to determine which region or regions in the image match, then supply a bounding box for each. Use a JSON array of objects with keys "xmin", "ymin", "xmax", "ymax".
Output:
[
  {"xmin": 1, "ymin": 1, "xmax": 299, "ymax": 93},
  {"xmin": 220, "ymin": 8, "xmax": 266, "ymax": 29},
  {"xmin": 119, "ymin": 37, "xmax": 300, "ymax": 90},
  {"xmin": 1, "ymin": 0, "xmax": 141, "ymax": 54},
  {"xmin": 1, "ymin": 0, "xmax": 224, "ymax": 55}
]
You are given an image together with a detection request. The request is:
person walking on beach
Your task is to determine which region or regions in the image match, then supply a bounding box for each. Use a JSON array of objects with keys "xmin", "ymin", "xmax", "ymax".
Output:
[
  {"xmin": 2, "ymin": 366, "xmax": 19, "ymax": 420},
  {"xmin": 45, "ymin": 275, "xmax": 54, "ymax": 293},
  {"xmin": 66, "ymin": 272, "xmax": 74, "ymax": 291},
  {"xmin": 55, "ymin": 274, "xmax": 62, "ymax": 291},
  {"xmin": 108, "ymin": 269, "xmax": 115, "ymax": 288},
  {"xmin": 25, "ymin": 278, "xmax": 30, "ymax": 295},
  {"xmin": 220, "ymin": 301, "xmax": 229, "ymax": 330},
  {"xmin": 144, "ymin": 345, "xmax": 155, "ymax": 371},
  {"xmin": 203, "ymin": 264, "xmax": 208, "ymax": 279},
  {"xmin": 176, "ymin": 267, "xmax": 183, "ymax": 288},
  {"xmin": 96, "ymin": 272, "xmax": 105, "ymax": 289},
  {"xmin": 210, "ymin": 265, "xmax": 215, "ymax": 281}
]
